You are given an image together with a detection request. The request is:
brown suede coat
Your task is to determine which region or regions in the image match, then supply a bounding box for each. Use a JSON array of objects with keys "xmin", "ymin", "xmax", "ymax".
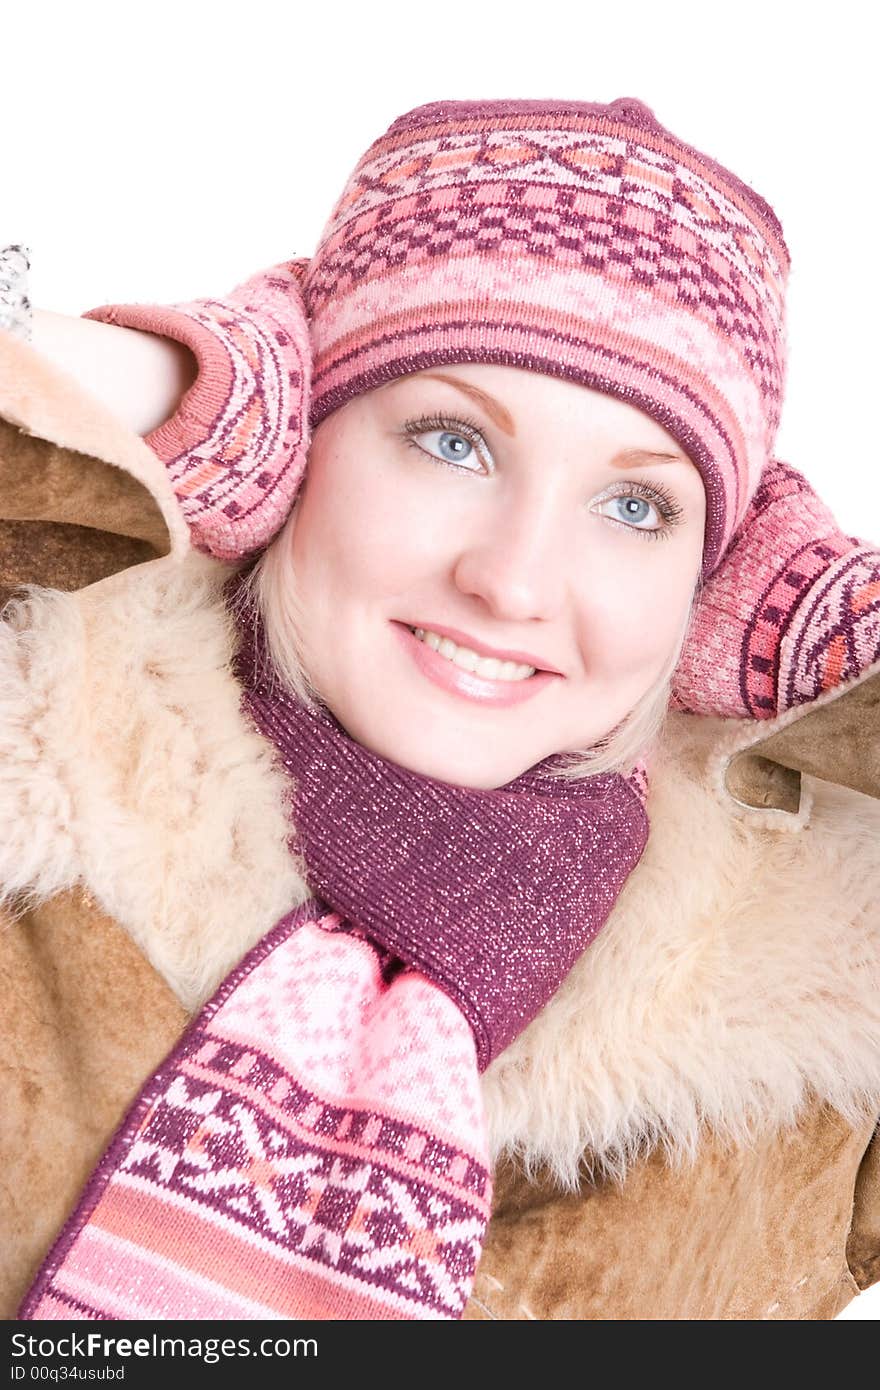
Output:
[{"xmin": 1, "ymin": 333, "xmax": 879, "ymax": 1320}]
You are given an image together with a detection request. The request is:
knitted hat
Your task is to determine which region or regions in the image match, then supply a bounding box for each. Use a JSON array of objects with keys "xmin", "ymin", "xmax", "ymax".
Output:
[{"xmin": 300, "ymin": 97, "xmax": 791, "ymax": 581}]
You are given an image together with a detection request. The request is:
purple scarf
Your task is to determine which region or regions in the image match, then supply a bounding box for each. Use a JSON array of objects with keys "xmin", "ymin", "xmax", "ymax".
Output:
[{"xmin": 228, "ymin": 575, "xmax": 650, "ymax": 1070}]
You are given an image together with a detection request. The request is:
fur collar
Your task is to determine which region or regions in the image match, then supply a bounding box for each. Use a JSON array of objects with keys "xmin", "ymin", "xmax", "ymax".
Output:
[{"xmin": 3, "ymin": 552, "xmax": 880, "ymax": 1188}]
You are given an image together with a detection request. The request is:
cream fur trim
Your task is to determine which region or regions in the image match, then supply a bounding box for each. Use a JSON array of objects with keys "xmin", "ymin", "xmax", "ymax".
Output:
[
  {"xmin": 0, "ymin": 553, "xmax": 309, "ymax": 1006},
  {"xmin": 482, "ymin": 710, "xmax": 880, "ymax": 1188}
]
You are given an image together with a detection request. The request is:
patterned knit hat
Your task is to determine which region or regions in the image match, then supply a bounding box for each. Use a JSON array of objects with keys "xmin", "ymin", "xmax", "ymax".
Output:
[{"xmin": 300, "ymin": 97, "xmax": 791, "ymax": 581}]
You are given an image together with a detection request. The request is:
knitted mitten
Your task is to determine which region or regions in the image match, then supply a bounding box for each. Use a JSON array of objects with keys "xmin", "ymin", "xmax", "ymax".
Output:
[
  {"xmin": 672, "ymin": 458, "xmax": 880, "ymax": 720},
  {"xmin": 82, "ymin": 259, "xmax": 312, "ymax": 562},
  {"xmin": 20, "ymin": 898, "xmax": 493, "ymax": 1321}
]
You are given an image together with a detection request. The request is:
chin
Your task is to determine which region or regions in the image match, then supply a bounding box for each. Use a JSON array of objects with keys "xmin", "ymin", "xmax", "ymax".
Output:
[
  {"xmin": 391, "ymin": 742, "xmax": 526, "ymax": 791},
  {"xmin": 339, "ymin": 705, "xmax": 532, "ymax": 789},
  {"xmin": 348, "ymin": 728, "xmax": 473, "ymax": 785}
]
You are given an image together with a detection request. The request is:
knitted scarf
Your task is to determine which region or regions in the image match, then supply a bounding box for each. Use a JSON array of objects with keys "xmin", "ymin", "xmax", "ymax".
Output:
[{"xmin": 20, "ymin": 580, "xmax": 649, "ymax": 1322}]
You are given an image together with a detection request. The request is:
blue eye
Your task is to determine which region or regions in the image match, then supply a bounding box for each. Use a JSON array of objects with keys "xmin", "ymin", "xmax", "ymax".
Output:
[
  {"xmin": 596, "ymin": 491, "xmax": 662, "ymax": 537},
  {"xmin": 400, "ymin": 413, "xmax": 489, "ymax": 472},
  {"xmin": 424, "ymin": 430, "xmax": 475, "ymax": 464},
  {"xmin": 617, "ymin": 496, "xmax": 652, "ymax": 524},
  {"xmin": 593, "ymin": 482, "xmax": 684, "ymax": 541}
]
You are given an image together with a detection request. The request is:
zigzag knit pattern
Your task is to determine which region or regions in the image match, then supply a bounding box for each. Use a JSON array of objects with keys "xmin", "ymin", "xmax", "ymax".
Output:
[{"xmin": 20, "ymin": 900, "xmax": 492, "ymax": 1321}]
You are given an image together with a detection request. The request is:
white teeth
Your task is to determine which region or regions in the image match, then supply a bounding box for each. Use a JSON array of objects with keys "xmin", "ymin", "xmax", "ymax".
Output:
[{"xmin": 411, "ymin": 628, "xmax": 536, "ymax": 681}]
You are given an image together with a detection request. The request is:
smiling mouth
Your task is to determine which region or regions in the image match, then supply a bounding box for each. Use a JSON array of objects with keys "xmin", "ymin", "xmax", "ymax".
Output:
[
  {"xmin": 399, "ymin": 618, "xmax": 563, "ymax": 674},
  {"xmin": 391, "ymin": 621, "xmax": 560, "ymax": 708},
  {"xmin": 404, "ymin": 625, "xmax": 540, "ymax": 681}
]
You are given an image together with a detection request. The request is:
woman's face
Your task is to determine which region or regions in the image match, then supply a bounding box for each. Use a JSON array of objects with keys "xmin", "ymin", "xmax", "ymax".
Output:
[{"xmin": 286, "ymin": 362, "xmax": 706, "ymax": 789}]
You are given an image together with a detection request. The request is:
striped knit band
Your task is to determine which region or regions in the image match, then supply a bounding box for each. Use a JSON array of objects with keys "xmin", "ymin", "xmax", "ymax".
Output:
[{"xmin": 300, "ymin": 98, "xmax": 791, "ymax": 580}]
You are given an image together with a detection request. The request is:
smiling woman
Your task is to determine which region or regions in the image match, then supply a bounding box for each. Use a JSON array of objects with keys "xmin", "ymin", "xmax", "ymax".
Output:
[
  {"xmin": 17, "ymin": 94, "xmax": 877, "ymax": 1324},
  {"xmin": 244, "ymin": 362, "xmax": 706, "ymax": 789},
  {"xmin": 205, "ymin": 94, "xmax": 787, "ymax": 792}
]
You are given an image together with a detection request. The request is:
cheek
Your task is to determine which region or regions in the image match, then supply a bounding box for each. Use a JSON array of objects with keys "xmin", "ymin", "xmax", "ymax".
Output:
[
  {"xmin": 575, "ymin": 550, "xmax": 696, "ymax": 675},
  {"xmin": 291, "ymin": 441, "xmax": 434, "ymax": 596}
]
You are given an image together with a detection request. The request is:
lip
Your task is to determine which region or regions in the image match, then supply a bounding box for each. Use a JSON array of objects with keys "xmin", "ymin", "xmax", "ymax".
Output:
[
  {"xmin": 399, "ymin": 620, "xmax": 564, "ymax": 674},
  {"xmin": 392, "ymin": 622, "xmax": 561, "ymax": 708}
]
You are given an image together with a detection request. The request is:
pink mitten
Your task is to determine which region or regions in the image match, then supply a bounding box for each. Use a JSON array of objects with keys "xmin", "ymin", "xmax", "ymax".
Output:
[
  {"xmin": 672, "ymin": 457, "xmax": 880, "ymax": 720},
  {"xmin": 83, "ymin": 260, "xmax": 312, "ymax": 561}
]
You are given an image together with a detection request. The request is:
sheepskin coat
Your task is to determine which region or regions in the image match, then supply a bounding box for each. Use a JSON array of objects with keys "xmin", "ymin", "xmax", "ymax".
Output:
[{"xmin": 2, "ymin": 330, "xmax": 880, "ymax": 1319}]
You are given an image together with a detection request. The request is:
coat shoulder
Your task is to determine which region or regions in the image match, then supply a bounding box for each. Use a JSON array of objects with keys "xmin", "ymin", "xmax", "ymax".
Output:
[{"xmin": 0, "ymin": 554, "xmax": 310, "ymax": 1006}]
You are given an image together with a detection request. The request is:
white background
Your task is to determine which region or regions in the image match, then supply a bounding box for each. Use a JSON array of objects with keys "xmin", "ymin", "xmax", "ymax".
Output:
[{"xmin": 5, "ymin": 0, "xmax": 879, "ymax": 1319}]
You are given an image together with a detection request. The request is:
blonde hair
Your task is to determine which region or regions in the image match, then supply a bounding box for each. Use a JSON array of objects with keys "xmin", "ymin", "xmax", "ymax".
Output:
[{"xmin": 239, "ymin": 495, "xmax": 704, "ymax": 784}]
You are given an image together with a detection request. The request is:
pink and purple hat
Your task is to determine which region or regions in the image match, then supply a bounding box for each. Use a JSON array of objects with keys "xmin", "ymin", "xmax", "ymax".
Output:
[{"xmin": 300, "ymin": 96, "xmax": 790, "ymax": 581}]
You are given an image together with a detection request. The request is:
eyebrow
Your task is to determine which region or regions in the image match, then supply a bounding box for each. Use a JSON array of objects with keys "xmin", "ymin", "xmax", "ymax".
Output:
[
  {"xmin": 414, "ymin": 372, "xmax": 517, "ymax": 436},
  {"xmin": 387, "ymin": 373, "xmax": 686, "ymax": 464},
  {"xmin": 608, "ymin": 447, "xmax": 685, "ymax": 467}
]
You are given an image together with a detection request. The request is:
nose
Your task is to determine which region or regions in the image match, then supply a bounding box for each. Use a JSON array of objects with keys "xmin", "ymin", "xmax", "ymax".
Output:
[{"xmin": 452, "ymin": 482, "xmax": 569, "ymax": 622}]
